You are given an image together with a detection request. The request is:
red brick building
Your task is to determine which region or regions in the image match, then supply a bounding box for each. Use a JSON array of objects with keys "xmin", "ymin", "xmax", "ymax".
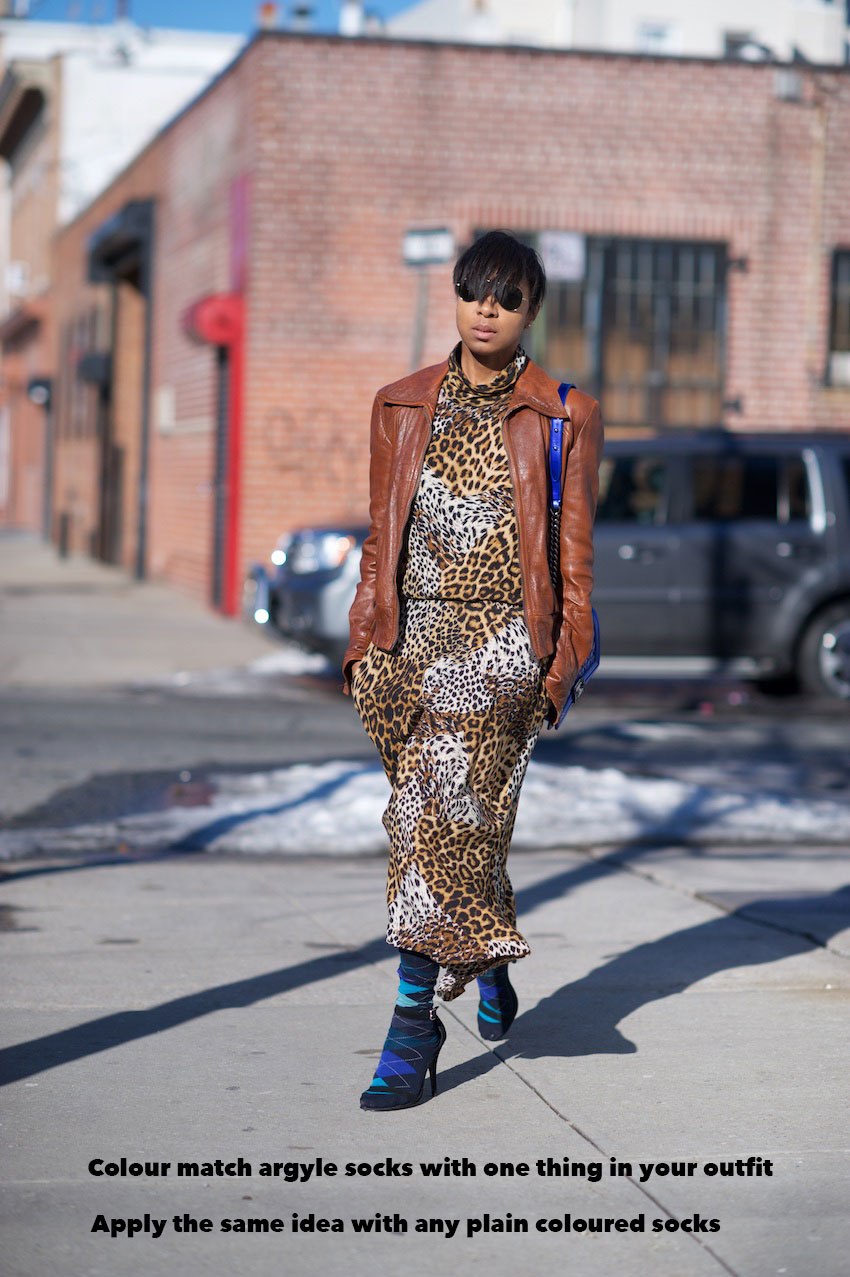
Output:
[
  {"xmin": 50, "ymin": 54, "xmax": 252, "ymax": 596},
  {"xmin": 0, "ymin": 20, "xmax": 244, "ymax": 543},
  {"xmin": 0, "ymin": 54, "xmax": 60, "ymax": 534},
  {"xmin": 43, "ymin": 32, "xmax": 850, "ymax": 610}
]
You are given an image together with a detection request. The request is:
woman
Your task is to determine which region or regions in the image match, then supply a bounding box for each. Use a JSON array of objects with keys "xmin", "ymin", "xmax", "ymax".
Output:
[{"xmin": 341, "ymin": 230, "xmax": 603, "ymax": 1110}]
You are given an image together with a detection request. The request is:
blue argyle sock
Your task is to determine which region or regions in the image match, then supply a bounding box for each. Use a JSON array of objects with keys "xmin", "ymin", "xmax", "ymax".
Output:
[
  {"xmin": 361, "ymin": 950, "xmax": 442, "ymax": 1106},
  {"xmin": 394, "ymin": 949, "xmax": 439, "ymax": 1011},
  {"xmin": 477, "ymin": 963, "xmax": 518, "ymax": 1037}
]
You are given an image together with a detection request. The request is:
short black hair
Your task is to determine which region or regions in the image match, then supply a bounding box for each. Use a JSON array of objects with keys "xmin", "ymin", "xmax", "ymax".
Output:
[{"xmin": 453, "ymin": 229, "xmax": 546, "ymax": 314}]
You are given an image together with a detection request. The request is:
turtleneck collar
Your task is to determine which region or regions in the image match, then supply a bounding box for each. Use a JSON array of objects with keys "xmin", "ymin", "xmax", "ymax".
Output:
[{"xmin": 448, "ymin": 341, "xmax": 528, "ymax": 396}]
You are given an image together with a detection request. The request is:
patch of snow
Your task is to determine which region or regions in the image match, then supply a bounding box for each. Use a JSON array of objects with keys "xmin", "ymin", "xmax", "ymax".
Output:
[
  {"xmin": 2, "ymin": 760, "xmax": 850, "ymax": 861},
  {"xmin": 246, "ymin": 648, "xmax": 332, "ymax": 676}
]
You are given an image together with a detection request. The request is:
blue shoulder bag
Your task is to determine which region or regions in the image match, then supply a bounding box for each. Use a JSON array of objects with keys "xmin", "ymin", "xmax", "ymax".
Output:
[{"xmin": 546, "ymin": 381, "xmax": 601, "ymax": 729}]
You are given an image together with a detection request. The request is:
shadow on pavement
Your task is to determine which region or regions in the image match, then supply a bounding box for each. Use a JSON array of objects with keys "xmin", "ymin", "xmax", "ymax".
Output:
[
  {"xmin": 0, "ymin": 934, "xmax": 389, "ymax": 1087},
  {"xmin": 2, "ymin": 845, "xmax": 847, "ymax": 1087},
  {"xmin": 434, "ymin": 883, "xmax": 850, "ymax": 1100}
]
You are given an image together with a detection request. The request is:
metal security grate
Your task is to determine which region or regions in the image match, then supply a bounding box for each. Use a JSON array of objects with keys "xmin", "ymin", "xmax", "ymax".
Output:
[{"xmin": 535, "ymin": 235, "xmax": 727, "ymax": 430}]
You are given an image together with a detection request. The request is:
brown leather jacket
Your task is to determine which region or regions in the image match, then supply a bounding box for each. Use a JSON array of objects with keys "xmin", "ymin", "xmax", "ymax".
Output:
[{"xmin": 341, "ymin": 354, "xmax": 604, "ymax": 723}]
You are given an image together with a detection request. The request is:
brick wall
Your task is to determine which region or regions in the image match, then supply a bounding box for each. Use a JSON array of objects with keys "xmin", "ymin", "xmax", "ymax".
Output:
[
  {"xmin": 48, "ymin": 33, "xmax": 850, "ymax": 608},
  {"xmin": 0, "ymin": 326, "xmax": 51, "ymax": 529},
  {"xmin": 51, "ymin": 45, "xmax": 254, "ymax": 595},
  {"xmin": 0, "ymin": 56, "xmax": 61, "ymax": 531},
  {"xmin": 241, "ymin": 35, "xmax": 850, "ymax": 576}
]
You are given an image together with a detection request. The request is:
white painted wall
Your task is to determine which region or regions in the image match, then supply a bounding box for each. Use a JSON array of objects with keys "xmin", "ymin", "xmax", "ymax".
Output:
[
  {"xmin": 389, "ymin": 0, "xmax": 577, "ymax": 47},
  {"xmin": 388, "ymin": 0, "xmax": 849, "ymax": 62},
  {"xmin": 56, "ymin": 26, "xmax": 244, "ymax": 224},
  {"xmin": 573, "ymin": 0, "xmax": 849, "ymax": 61},
  {"xmin": 0, "ymin": 18, "xmax": 245, "ymax": 235}
]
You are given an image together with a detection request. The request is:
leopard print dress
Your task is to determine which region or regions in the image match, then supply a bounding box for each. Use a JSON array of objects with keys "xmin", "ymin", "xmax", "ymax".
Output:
[{"xmin": 351, "ymin": 342, "xmax": 549, "ymax": 1001}]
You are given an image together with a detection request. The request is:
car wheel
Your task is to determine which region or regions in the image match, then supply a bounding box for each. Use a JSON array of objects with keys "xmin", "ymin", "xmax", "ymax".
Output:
[{"xmin": 798, "ymin": 601, "xmax": 850, "ymax": 700}]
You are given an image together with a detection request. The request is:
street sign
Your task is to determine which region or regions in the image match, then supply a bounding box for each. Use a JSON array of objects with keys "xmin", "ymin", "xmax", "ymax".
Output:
[{"xmin": 403, "ymin": 228, "xmax": 455, "ymax": 266}]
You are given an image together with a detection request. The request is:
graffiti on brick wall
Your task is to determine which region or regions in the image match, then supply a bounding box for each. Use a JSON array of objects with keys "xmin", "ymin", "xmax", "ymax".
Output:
[{"xmin": 262, "ymin": 407, "xmax": 366, "ymax": 517}]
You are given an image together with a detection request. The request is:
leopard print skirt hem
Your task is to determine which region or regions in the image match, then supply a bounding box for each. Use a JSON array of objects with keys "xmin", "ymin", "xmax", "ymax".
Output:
[{"xmin": 352, "ymin": 596, "xmax": 548, "ymax": 1002}]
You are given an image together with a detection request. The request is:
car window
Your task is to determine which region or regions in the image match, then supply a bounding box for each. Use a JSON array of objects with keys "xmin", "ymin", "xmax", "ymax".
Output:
[
  {"xmin": 688, "ymin": 453, "xmax": 811, "ymax": 523},
  {"xmin": 691, "ymin": 455, "xmax": 776, "ymax": 520},
  {"xmin": 596, "ymin": 455, "xmax": 668, "ymax": 524},
  {"xmin": 781, "ymin": 456, "xmax": 811, "ymax": 522}
]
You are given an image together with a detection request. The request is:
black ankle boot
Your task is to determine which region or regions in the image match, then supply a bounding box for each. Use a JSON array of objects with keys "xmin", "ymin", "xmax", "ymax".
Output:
[
  {"xmin": 477, "ymin": 966, "xmax": 518, "ymax": 1040},
  {"xmin": 360, "ymin": 1006, "xmax": 447, "ymax": 1111}
]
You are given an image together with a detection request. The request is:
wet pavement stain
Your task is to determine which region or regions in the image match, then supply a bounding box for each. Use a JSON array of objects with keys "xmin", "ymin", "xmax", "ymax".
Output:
[{"xmin": 0, "ymin": 903, "xmax": 40, "ymax": 932}]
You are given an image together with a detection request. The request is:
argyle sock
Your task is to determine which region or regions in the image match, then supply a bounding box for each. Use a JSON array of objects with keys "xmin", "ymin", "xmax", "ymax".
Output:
[
  {"xmin": 394, "ymin": 948, "xmax": 439, "ymax": 1011},
  {"xmin": 477, "ymin": 962, "xmax": 517, "ymax": 1036},
  {"xmin": 361, "ymin": 950, "xmax": 442, "ymax": 1106}
]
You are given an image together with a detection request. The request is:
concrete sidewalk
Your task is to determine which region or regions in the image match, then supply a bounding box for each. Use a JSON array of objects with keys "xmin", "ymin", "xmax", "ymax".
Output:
[
  {"xmin": 2, "ymin": 838, "xmax": 848, "ymax": 1277},
  {"xmin": 1, "ymin": 527, "xmax": 849, "ymax": 1275},
  {"xmin": 0, "ymin": 530, "xmax": 274, "ymax": 687}
]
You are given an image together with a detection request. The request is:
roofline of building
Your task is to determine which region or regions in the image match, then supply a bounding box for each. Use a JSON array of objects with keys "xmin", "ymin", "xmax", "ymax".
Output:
[
  {"xmin": 4, "ymin": 17, "xmax": 847, "ymax": 70},
  {"xmin": 56, "ymin": 32, "xmax": 257, "ymax": 238},
  {"xmin": 56, "ymin": 24, "xmax": 850, "ymax": 242},
  {"xmin": 253, "ymin": 27, "xmax": 850, "ymax": 73}
]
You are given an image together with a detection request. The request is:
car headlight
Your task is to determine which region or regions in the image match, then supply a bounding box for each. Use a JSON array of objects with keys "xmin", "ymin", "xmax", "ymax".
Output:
[
  {"xmin": 288, "ymin": 532, "xmax": 357, "ymax": 574},
  {"xmin": 271, "ymin": 532, "xmax": 292, "ymax": 568}
]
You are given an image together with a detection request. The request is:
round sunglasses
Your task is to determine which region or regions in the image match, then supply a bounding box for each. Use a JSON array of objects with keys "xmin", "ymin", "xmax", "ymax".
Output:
[{"xmin": 456, "ymin": 278, "xmax": 527, "ymax": 313}]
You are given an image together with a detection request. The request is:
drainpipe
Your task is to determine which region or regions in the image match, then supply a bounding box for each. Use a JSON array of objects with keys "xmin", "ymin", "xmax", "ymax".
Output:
[
  {"xmin": 135, "ymin": 211, "xmax": 155, "ymax": 581},
  {"xmin": 180, "ymin": 293, "xmax": 244, "ymax": 615},
  {"xmin": 26, "ymin": 376, "xmax": 53, "ymax": 540}
]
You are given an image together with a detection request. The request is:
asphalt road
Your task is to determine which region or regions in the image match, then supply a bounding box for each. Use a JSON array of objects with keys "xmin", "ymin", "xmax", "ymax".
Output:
[{"xmin": 2, "ymin": 676, "xmax": 848, "ymax": 832}]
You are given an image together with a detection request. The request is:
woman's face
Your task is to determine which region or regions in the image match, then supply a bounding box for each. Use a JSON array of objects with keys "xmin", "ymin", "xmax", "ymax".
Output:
[{"xmin": 455, "ymin": 276, "xmax": 537, "ymax": 364}]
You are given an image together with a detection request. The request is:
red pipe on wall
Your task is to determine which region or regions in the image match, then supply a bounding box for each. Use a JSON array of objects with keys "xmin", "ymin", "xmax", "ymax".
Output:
[{"xmin": 181, "ymin": 292, "xmax": 244, "ymax": 616}]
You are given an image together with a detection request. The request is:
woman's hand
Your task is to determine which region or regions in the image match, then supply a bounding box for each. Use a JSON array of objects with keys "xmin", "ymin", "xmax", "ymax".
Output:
[{"xmin": 342, "ymin": 657, "xmax": 364, "ymax": 696}]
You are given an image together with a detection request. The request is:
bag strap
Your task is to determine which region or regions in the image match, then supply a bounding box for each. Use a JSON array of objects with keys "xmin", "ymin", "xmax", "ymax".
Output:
[
  {"xmin": 549, "ymin": 381, "xmax": 574, "ymax": 511},
  {"xmin": 547, "ymin": 383, "xmax": 601, "ymax": 728},
  {"xmin": 548, "ymin": 381, "xmax": 575, "ymax": 591}
]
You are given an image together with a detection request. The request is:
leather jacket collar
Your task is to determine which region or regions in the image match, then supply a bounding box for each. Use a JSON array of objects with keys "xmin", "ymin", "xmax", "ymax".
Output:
[{"xmin": 378, "ymin": 353, "xmax": 572, "ymax": 420}]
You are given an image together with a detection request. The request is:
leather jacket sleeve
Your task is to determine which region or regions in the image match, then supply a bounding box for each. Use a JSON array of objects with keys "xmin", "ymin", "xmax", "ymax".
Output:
[
  {"xmin": 341, "ymin": 393, "xmax": 392, "ymax": 694},
  {"xmin": 543, "ymin": 395, "xmax": 604, "ymax": 722}
]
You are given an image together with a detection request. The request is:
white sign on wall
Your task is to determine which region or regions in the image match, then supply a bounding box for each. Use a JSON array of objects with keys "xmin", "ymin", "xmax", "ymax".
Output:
[
  {"xmin": 539, "ymin": 231, "xmax": 586, "ymax": 282},
  {"xmin": 403, "ymin": 228, "xmax": 455, "ymax": 266}
]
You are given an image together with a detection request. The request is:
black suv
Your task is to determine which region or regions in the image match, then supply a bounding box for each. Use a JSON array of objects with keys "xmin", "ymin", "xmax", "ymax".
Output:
[
  {"xmin": 593, "ymin": 430, "xmax": 850, "ymax": 699},
  {"xmin": 248, "ymin": 431, "xmax": 850, "ymax": 701}
]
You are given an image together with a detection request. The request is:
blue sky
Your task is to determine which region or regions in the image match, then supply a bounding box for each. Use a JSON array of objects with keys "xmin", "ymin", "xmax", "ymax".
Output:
[{"xmin": 25, "ymin": 0, "xmax": 416, "ymax": 36}]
